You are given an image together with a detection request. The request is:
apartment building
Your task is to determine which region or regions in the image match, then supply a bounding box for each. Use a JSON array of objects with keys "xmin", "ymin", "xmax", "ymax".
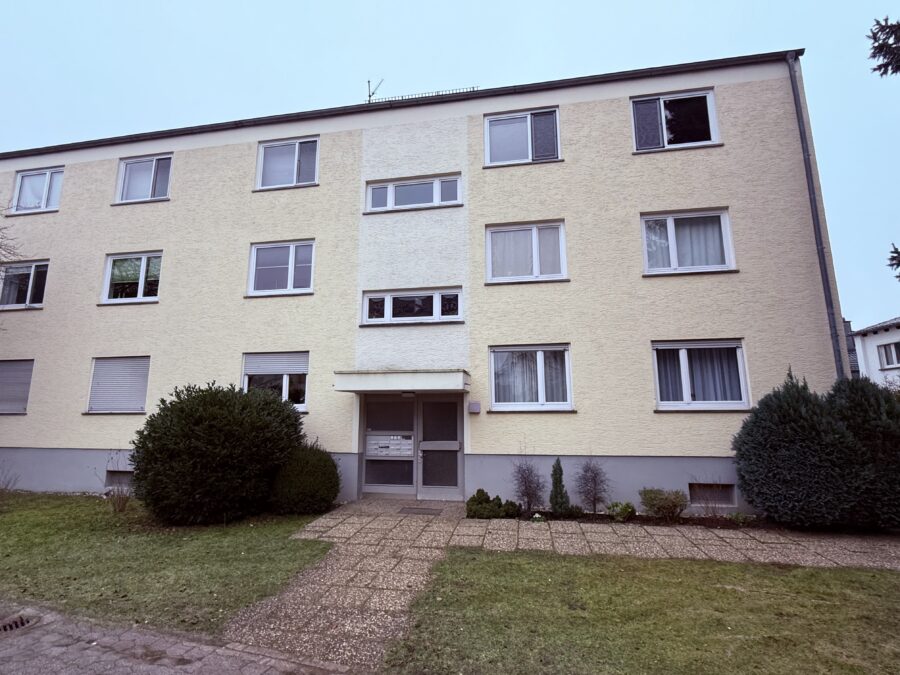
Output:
[
  {"xmin": 852, "ymin": 317, "xmax": 900, "ymax": 387},
  {"xmin": 0, "ymin": 49, "xmax": 848, "ymax": 509}
]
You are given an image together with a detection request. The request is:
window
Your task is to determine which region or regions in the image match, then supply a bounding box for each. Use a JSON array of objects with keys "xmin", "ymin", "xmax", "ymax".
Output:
[
  {"xmin": 243, "ymin": 352, "xmax": 309, "ymax": 411},
  {"xmin": 12, "ymin": 168, "xmax": 63, "ymax": 212},
  {"xmin": 87, "ymin": 356, "xmax": 150, "ymax": 413},
  {"xmin": 0, "ymin": 360, "xmax": 34, "ymax": 413},
  {"xmin": 688, "ymin": 483, "xmax": 736, "ymax": 506},
  {"xmin": 642, "ymin": 212, "xmax": 733, "ymax": 273},
  {"xmin": 0, "ymin": 261, "xmax": 48, "ymax": 308},
  {"xmin": 363, "ymin": 288, "xmax": 461, "ymax": 324},
  {"xmin": 652, "ymin": 340, "xmax": 749, "ymax": 410},
  {"xmin": 490, "ymin": 345, "xmax": 572, "ymax": 411},
  {"xmin": 367, "ymin": 175, "xmax": 461, "ymax": 211},
  {"xmin": 878, "ymin": 341, "xmax": 900, "ymax": 369},
  {"xmin": 486, "ymin": 223, "xmax": 566, "ymax": 282},
  {"xmin": 632, "ymin": 91, "xmax": 717, "ymax": 151},
  {"xmin": 102, "ymin": 253, "xmax": 162, "ymax": 303},
  {"xmin": 117, "ymin": 155, "xmax": 172, "ymax": 202},
  {"xmin": 485, "ymin": 109, "xmax": 559, "ymax": 165},
  {"xmin": 257, "ymin": 138, "xmax": 318, "ymax": 189},
  {"xmin": 248, "ymin": 241, "xmax": 314, "ymax": 296}
]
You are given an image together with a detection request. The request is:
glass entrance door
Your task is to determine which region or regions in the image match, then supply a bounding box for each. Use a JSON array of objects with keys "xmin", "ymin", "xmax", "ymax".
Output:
[{"xmin": 417, "ymin": 397, "xmax": 463, "ymax": 500}]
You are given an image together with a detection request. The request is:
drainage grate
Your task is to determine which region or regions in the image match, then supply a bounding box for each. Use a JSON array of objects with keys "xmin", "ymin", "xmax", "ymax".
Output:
[
  {"xmin": 0, "ymin": 615, "xmax": 37, "ymax": 634},
  {"xmin": 399, "ymin": 507, "xmax": 442, "ymax": 515}
]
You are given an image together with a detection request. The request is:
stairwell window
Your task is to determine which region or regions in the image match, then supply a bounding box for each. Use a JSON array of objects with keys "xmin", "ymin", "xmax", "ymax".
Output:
[
  {"xmin": 642, "ymin": 211, "xmax": 734, "ymax": 274},
  {"xmin": 12, "ymin": 168, "xmax": 63, "ymax": 213},
  {"xmin": 248, "ymin": 241, "xmax": 314, "ymax": 296},
  {"xmin": 117, "ymin": 155, "xmax": 172, "ymax": 202},
  {"xmin": 490, "ymin": 345, "xmax": 572, "ymax": 411},
  {"xmin": 102, "ymin": 253, "xmax": 162, "ymax": 303},
  {"xmin": 632, "ymin": 91, "xmax": 718, "ymax": 151},
  {"xmin": 652, "ymin": 340, "xmax": 749, "ymax": 411},
  {"xmin": 367, "ymin": 175, "xmax": 461, "ymax": 211},
  {"xmin": 257, "ymin": 138, "xmax": 319, "ymax": 189},
  {"xmin": 363, "ymin": 288, "xmax": 461, "ymax": 324},
  {"xmin": 485, "ymin": 109, "xmax": 559, "ymax": 165},
  {"xmin": 0, "ymin": 261, "xmax": 48, "ymax": 308},
  {"xmin": 243, "ymin": 352, "xmax": 309, "ymax": 411}
]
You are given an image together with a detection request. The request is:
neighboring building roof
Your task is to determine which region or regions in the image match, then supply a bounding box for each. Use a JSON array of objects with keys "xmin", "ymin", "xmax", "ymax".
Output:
[
  {"xmin": 843, "ymin": 319, "xmax": 860, "ymax": 377},
  {"xmin": 852, "ymin": 316, "xmax": 900, "ymax": 336},
  {"xmin": 0, "ymin": 49, "xmax": 804, "ymax": 161}
]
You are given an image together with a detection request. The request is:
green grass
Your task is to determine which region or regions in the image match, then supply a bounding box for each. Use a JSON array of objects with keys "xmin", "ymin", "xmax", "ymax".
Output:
[
  {"xmin": 0, "ymin": 493, "xmax": 329, "ymax": 634},
  {"xmin": 385, "ymin": 548, "xmax": 900, "ymax": 675}
]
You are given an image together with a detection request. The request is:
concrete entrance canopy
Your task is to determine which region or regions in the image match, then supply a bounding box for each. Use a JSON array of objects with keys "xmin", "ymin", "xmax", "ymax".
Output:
[{"xmin": 333, "ymin": 369, "xmax": 470, "ymax": 393}]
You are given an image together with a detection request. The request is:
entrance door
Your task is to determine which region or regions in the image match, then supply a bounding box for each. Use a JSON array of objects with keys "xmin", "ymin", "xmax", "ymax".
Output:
[{"xmin": 416, "ymin": 396, "xmax": 463, "ymax": 500}]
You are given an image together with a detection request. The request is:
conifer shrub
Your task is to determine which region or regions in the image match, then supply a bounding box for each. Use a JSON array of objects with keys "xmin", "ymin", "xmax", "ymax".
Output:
[
  {"xmin": 465, "ymin": 489, "xmax": 521, "ymax": 519},
  {"xmin": 549, "ymin": 458, "xmax": 571, "ymax": 516},
  {"xmin": 272, "ymin": 439, "xmax": 340, "ymax": 515},
  {"xmin": 131, "ymin": 383, "xmax": 302, "ymax": 525},
  {"xmin": 639, "ymin": 488, "xmax": 688, "ymax": 522}
]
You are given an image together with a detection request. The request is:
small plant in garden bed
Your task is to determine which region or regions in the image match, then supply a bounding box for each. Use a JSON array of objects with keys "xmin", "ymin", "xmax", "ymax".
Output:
[
  {"xmin": 606, "ymin": 501, "xmax": 636, "ymax": 522},
  {"xmin": 639, "ymin": 488, "xmax": 689, "ymax": 522},
  {"xmin": 512, "ymin": 459, "xmax": 546, "ymax": 517},
  {"xmin": 547, "ymin": 458, "xmax": 583, "ymax": 518},
  {"xmin": 466, "ymin": 489, "xmax": 520, "ymax": 519}
]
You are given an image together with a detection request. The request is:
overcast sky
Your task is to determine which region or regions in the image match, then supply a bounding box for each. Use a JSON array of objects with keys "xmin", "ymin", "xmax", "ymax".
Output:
[{"xmin": 1, "ymin": 0, "xmax": 896, "ymax": 328}]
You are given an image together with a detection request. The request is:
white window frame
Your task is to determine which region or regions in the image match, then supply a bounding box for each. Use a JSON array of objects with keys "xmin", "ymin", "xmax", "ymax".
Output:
[
  {"xmin": 11, "ymin": 167, "xmax": 64, "ymax": 213},
  {"xmin": 0, "ymin": 260, "xmax": 49, "ymax": 309},
  {"xmin": 101, "ymin": 252, "xmax": 162, "ymax": 304},
  {"xmin": 878, "ymin": 341, "xmax": 900, "ymax": 369},
  {"xmin": 484, "ymin": 109, "xmax": 561, "ymax": 166},
  {"xmin": 631, "ymin": 90, "xmax": 719, "ymax": 152},
  {"xmin": 489, "ymin": 344, "xmax": 573, "ymax": 412},
  {"xmin": 366, "ymin": 175, "xmax": 461, "ymax": 212},
  {"xmin": 115, "ymin": 154, "xmax": 172, "ymax": 203},
  {"xmin": 651, "ymin": 340, "xmax": 750, "ymax": 411},
  {"xmin": 485, "ymin": 222, "xmax": 567, "ymax": 283},
  {"xmin": 362, "ymin": 287, "xmax": 462, "ymax": 325},
  {"xmin": 242, "ymin": 373, "xmax": 308, "ymax": 412},
  {"xmin": 641, "ymin": 210, "xmax": 735, "ymax": 274},
  {"xmin": 255, "ymin": 137, "xmax": 319, "ymax": 189},
  {"xmin": 247, "ymin": 240, "xmax": 315, "ymax": 297}
]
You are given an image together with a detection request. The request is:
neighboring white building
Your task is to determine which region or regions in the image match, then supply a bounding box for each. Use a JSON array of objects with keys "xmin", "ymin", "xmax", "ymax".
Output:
[{"xmin": 852, "ymin": 317, "xmax": 900, "ymax": 387}]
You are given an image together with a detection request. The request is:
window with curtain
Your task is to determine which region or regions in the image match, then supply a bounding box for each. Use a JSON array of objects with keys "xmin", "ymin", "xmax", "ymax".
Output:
[
  {"xmin": 653, "ymin": 341, "xmax": 748, "ymax": 410},
  {"xmin": 642, "ymin": 212, "xmax": 732, "ymax": 273},
  {"xmin": 487, "ymin": 223, "xmax": 566, "ymax": 282},
  {"xmin": 13, "ymin": 168, "xmax": 63, "ymax": 212},
  {"xmin": 248, "ymin": 241, "xmax": 314, "ymax": 295},
  {"xmin": 632, "ymin": 91, "xmax": 716, "ymax": 151},
  {"xmin": 878, "ymin": 341, "xmax": 900, "ymax": 368},
  {"xmin": 102, "ymin": 253, "xmax": 162, "ymax": 303},
  {"xmin": 257, "ymin": 138, "xmax": 319, "ymax": 188},
  {"xmin": 485, "ymin": 109, "xmax": 559, "ymax": 165},
  {"xmin": 491, "ymin": 345, "xmax": 571, "ymax": 410},
  {"xmin": 118, "ymin": 155, "xmax": 172, "ymax": 202},
  {"xmin": 0, "ymin": 261, "xmax": 48, "ymax": 307}
]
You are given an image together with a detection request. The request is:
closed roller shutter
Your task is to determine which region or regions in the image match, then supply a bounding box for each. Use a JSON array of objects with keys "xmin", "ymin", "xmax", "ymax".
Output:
[
  {"xmin": 0, "ymin": 360, "xmax": 35, "ymax": 413},
  {"xmin": 88, "ymin": 356, "xmax": 150, "ymax": 412},
  {"xmin": 243, "ymin": 352, "xmax": 309, "ymax": 375}
]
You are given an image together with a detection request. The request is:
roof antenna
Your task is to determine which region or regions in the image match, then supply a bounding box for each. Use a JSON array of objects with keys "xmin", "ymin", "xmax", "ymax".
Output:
[{"xmin": 367, "ymin": 79, "xmax": 384, "ymax": 103}]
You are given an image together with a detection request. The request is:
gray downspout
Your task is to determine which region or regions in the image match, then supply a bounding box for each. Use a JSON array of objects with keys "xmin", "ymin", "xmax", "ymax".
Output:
[{"xmin": 786, "ymin": 51, "xmax": 846, "ymax": 379}]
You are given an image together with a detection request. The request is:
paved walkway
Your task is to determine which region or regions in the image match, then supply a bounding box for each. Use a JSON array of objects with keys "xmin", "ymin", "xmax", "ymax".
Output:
[{"xmin": 223, "ymin": 497, "xmax": 900, "ymax": 670}]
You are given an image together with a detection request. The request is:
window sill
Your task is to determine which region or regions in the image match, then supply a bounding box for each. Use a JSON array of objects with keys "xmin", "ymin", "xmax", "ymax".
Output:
[
  {"xmin": 4, "ymin": 208, "xmax": 59, "ymax": 218},
  {"xmin": 487, "ymin": 408, "xmax": 576, "ymax": 414},
  {"xmin": 879, "ymin": 365, "xmax": 900, "ymax": 371},
  {"xmin": 654, "ymin": 406, "xmax": 750, "ymax": 413},
  {"xmin": 482, "ymin": 158, "xmax": 564, "ymax": 170},
  {"xmin": 363, "ymin": 203, "xmax": 464, "ymax": 215},
  {"xmin": 110, "ymin": 197, "xmax": 170, "ymax": 207},
  {"xmin": 244, "ymin": 291, "xmax": 314, "ymax": 298},
  {"xmin": 633, "ymin": 142, "xmax": 723, "ymax": 155},
  {"xmin": 97, "ymin": 300, "xmax": 159, "ymax": 306},
  {"xmin": 643, "ymin": 268, "xmax": 739, "ymax": 278},
  {"xmin": 0, "ymin": 305, "xmax": 43, "ymax": 312},
  {"xmin": 252, "ymin": 183, "xmax": 319, "ymax": 193},
  {"xmin": 485, "ymin": 277, "xmax": 570, "ymax": 286},
  {"xmin": 359, "ymin": 320, "xmax": 465, "ymax": 328},
  {"xmin": 0, "ymin": 412, "xmax": 27, "ymax": 416},
  {"xmin": 83, "ymin": 411, "xmax": 147, "ymax": 415}
]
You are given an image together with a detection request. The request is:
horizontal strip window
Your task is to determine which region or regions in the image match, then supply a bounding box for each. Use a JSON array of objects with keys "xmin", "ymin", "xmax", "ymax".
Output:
[
  {"xmin": 248, "ymin": 241, "xmax": 314, "ymax": 296},
  {"xmin": 0, "ymin": 359, "xmax": 34, "ymax": 413},
  {"xmin": 242, "ymin": 352, "xmax": 309, "ymax": 411},
  {"xmin": 878, "ymin": 341, "xmax": 900, "ymax": 369},
  {"xmin": 642, "ymin": 211, "xmax": 734, "ymax": 274},
  {"xmin": 485, "ymin": 109, "xmax": 559, "ymax": 166},
  {"xmin": 490, "ymin": 344, "xmax": 572, "ymax": 411},
  {"xmin": 367, "ymin": 175, "xmax": 461, "ymax": 212},
  {"xmin": 256, "ymin": 138, "xmax": 318, "ymax": 189},
  {"xmin": 88, "ymin": 356, "xmax": 150, "ymax": 413},
  {"xmin": 363, "ymin": 288, "xmax": 461, "ymax": 324},
  {"xmin": 117, "ymin": 155, "xmax": 172, "ymax": 203},
  {"xmin": 102, "ymin": 253, "xmax": 162, "ymax": 303},
  {"xmin": 12, "ymin": 167, "xmax": 63, "ymax": 213},
  {"xmin": 652, "ymin": 340, "xmax": 749, "ymax": 411},
  {"xmin": 1, "ymin": 261, "xmax": 48, "ymax": 308},
  {"xmin": 632, "ymin": 90, "xmax": 718, "ymax": 151},
  {"xmin": 486, "ymin": 222, "xmax": 566, "ymax": 282}
]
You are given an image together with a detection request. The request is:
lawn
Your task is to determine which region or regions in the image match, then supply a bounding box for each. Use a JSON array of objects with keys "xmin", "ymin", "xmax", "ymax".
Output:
[
  {"xmin": 0, "ymin": 493, "xmax": 329, "ymax": 634},
  {"xmin": 385, "ymin": 548, "xmax": 900, "ymax": 675}
]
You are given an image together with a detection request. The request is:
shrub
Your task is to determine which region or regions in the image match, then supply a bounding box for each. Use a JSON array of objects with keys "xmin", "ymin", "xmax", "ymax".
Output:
[
  {"xmin": 549, "ymin": 458, "xmax": 572, "ymax": 516},
  {"xmin": 131, "ymin": 383, "xmax": 303, "ymax": 525},
  {"xmin": 272, "ymin": 440, "xmax": 340, "ymax": 515},
  {"xmin": 575, "ymin": 459, "xmax": 609, "ymax": 513},
  {"xmin": 512, "ymin": 460, "xmax": 547, "ymax": 515},
  {"xmin": 735, "ymin": 372, "xmax": 900, "ymax": 529},
  {"xmin": 606, "ymin": 501, "xmax": 636, "ymax": 522},
  {"xmin": 466, "ymin": 489, "xmax": 521, "ymax": 519},
  {"xmin": 639, "ymin": 488, "xmax": 689, "ymax": 522}
]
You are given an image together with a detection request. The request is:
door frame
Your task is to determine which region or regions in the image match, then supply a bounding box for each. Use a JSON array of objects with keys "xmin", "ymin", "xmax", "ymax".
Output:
[{"xmin": 416, "ymin": 394, "xmax": 464, "ymax": 501}]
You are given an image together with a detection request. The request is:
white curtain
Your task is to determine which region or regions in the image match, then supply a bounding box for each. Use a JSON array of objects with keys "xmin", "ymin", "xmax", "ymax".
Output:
[
  {"xmin": 538, "ymin": 227, "xmax": 561, "ymax": 275},
  {"xmin": 489, "ymin": 117, "xmax": 529, "ymax": 163},
  {"xmin": 261, "ymin": 144, "xmax": 295, "ymax": 187},
  {"xmin": 543, "ymin": 350, "xmax": 568, "ymax": 402},
  {"xmin": 644, "ymin": 219, "xmax": 671, "ymax": 269},
  {"xmin": 674, "ymin": 216, "xmax": 725, "ymax": 267},
  {"xmin": 494, "ymin": 351, "xmax": 538, "ymax": 403},
  {"xmin": 16, "ymin": 174, "xmax": 45, "ymax": 210},
  {"xmin": 491, "ymin": 229, "xmax": 532, "ymax": 277},
  {"xmin": 122, "ymin": 160, "xmax": 153, "ymax": 200},
  {"xmin": 688, "ymin": 348, "xmax": 742, "ymax": 401},
  {"xmin": 656, "ymin": 349, "xmax": 683, "ymax": 401}
]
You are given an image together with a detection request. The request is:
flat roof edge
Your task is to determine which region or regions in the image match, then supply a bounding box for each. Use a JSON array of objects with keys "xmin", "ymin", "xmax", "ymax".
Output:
[{"xmin": 0, "ymin": 49, "xmax": 804, "ymax": 160}]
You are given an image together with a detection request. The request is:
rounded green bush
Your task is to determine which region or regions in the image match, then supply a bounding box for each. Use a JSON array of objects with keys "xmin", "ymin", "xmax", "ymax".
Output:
[
  {"xmin": 131, "ymin": 383, "xmax": 303, "ymax": 525},
  {"xmin": 272, "ymin": 440, "xmax": 340, "ymax": 515}
]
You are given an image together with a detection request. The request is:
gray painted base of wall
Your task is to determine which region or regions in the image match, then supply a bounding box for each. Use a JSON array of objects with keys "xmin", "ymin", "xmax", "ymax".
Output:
[
  {"xmin": 0, "ymin": 447, "xmax": 132, "ymax": 493},
  {"xmin": 464, "ymin": 455, "xmax": 751, "ymax": 513},
  {"xmin": 330, "ymin": 452, "xmax": 360, "ymax": 503}
]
